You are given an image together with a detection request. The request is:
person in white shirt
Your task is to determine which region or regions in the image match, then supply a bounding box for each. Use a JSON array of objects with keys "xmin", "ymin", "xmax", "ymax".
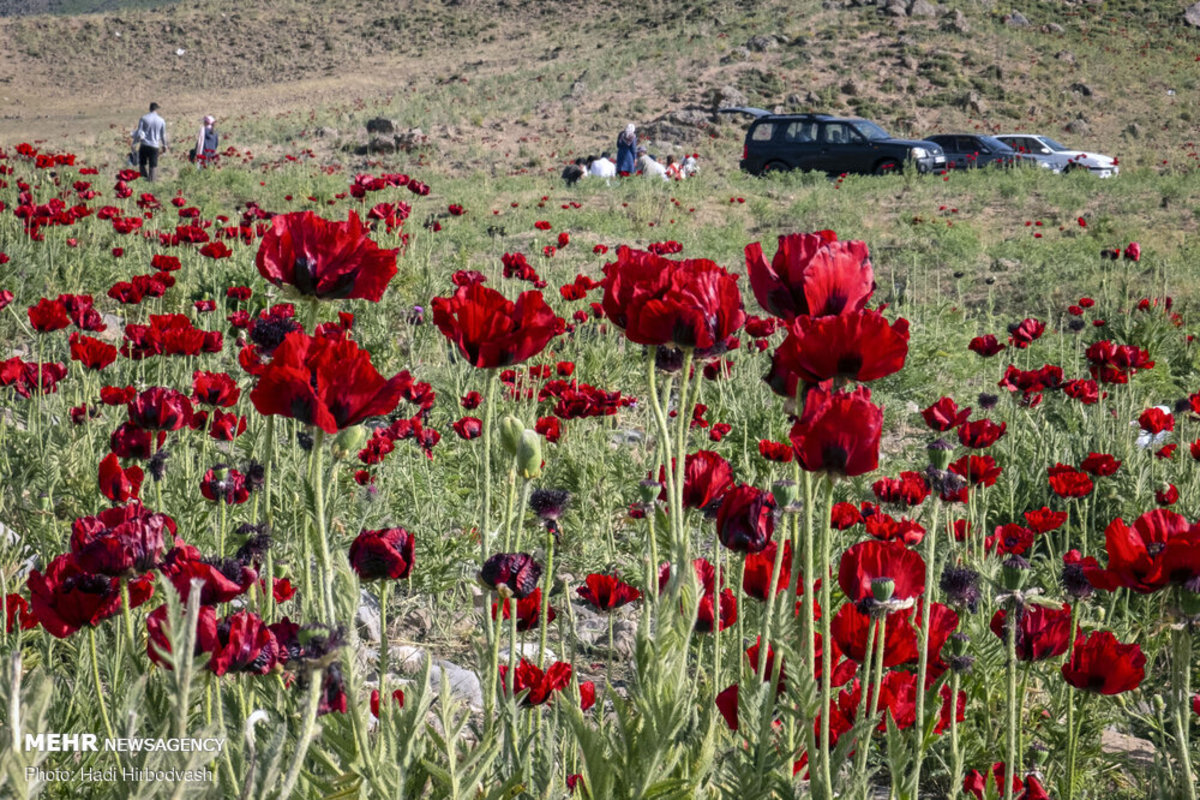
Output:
[
  {"xmin": 637, "ymin": 149, "xmax": 668, "ymax": 180},
  {"xmin": 588, "ymin": 152, "xmax": 617, "ymax": 178},
  {"xmin": 131, "ymin": 102, "xmax": 169, "ymax": 182},
  {"xmin": 682, "ymin": 154, "xmax": 700, "ymax": 177}
]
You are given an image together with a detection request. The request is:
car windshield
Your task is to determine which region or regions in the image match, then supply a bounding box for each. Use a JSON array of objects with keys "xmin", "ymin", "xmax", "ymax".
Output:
[
  {"xmin": 851, "ymin": 120, "xmax": 891, "ymax": 140},
  {"xmin": 1038, "ymin": 137, "xmax": 1072, "ymax": 152},
  {"xmin": 979, "ymin": 136, "xmax": 1013, "ymax": 152}
]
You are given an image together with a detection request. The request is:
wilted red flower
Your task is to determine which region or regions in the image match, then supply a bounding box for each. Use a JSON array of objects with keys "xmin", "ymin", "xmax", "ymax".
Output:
[
  {"xmin": 492, "ymin": 588, "xmax": 555, "ymax": 631},
  {"xmin": 967, "ymin": 335, "xmax": 1006, "ymax": 357},
  {"xmin": 69, "ymin": 501, "xmax": 174, "ymax": 576},
  {"xmin": 1124, "ymin": 242, "xmax": 1141, "ymax": 261},
  {"xmin": 481, "ymin": 552, "xmax": 542, "ymax": 598},
  {"xmin": 200, "ymin": 467, "xmax": 250, "ymax": 505},
  {"xmin": 989, "ymin": 603, "xmax": 1072, "ymax": 661},
  {"xmin": 208, "ymin": 610, "xmax": 279, "ymax": 675},
  {"xmin": 250, "ymin": 331, "xmax": 409, "ymax": 434},
  {"xmin": 773, "ymin": 310, "xmax": 909, "ymax": 384},
  {"xmin": 790, "ymin": 386, "xmax": 883, "ymax": 477},
  {"xmin": 255, "ymin": 210, "xmax": 398, "ymax": 301},
  {"xmin": 97, "ymin": 452, "xmax": 144, "ymax": 503},
  {"xmin": 432, "ymin": 282, "xmax": 560, "ymax": 369},
  {"xmin": 27, "ymin": 553, "xmax": 154, "ymax": 638},
  {"xmin": 838, "ymin": 539, "xmax": 926, "ymax": 604},
  {"xmin": 576, "ymin": 574, "xmax": 642, "ymax": 611},
  {"xmin": 4, "ymin": 593, "xmax": 38, "ymax": 632},
  {"xmin": 498, "ymin": 658, "xmax": 572, "ymax": 705},
  {"xmin": 160, "ymin": 545, "xmax": 255, "ymax": 605},
  {"xmin": 957, "ymin": 419, "xmax": 1006, "ymax": 449},
  {"xmin": 600, "ymin": 246, "xmax": 745, "ymax": 350},
  {"xmin": 743, "ymin": 231, "xmax": 874, "ymax": 321},
  {"xmin": 1079, "ymin": 452, "xmax": 1121, "ymax": 476},
  {"xmin": 1048, "ymin": 463, "xmax": 1094, "ymax": 498},
  {"xmin": 1008, "ymin": 318, "xmax": 1045, "ymax": 348},
  {"xmin": 922, "ymin": 397, "xmax": 970, "ymax": 431},
  {"xmin": 347, "ymin": 527, "xmax": 415, "ymax": 581},
  {"xmin": 1024, "ymin": 507, "xmax": 1067, "ymax": 534},
  {"xmin": 872, "ymin": 471, "xmax": 930, "ymax": 507},
  {"xmin": 1062, "ymin": 630, "xmax": 1146, "ymax": 695},
  {"xmin": 715, "ymin": 484, "xmax": 775, "ymax": 553}
]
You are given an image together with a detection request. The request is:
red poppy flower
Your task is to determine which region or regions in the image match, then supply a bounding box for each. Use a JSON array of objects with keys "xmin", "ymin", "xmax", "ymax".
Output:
[
  {"xmin": 160, "ymin": 545, "xmax": 255, "ymax": 605},
  {"xmin": 986, "ymin": 523, "xmax": 1035, "ymax": 556},
  {"xmin": 1048, "ymin": 463, "xmax": 1094, "ymax": 498},
  {"xmin": 492, "ymin": 588, "xmax": 555, "ymax": 632},
  {"xmin": 773, "ymin": 310, "xmax": 909, "ymax": 384},
  {"xmin": 27, "ymin": 298, "xmax": 70, "ymax": 332},
  {"xmin": 989, "ymin": 603, "xmax": 1072, "ymax": 661},
  {"xmin": 208, "ymin": 410, "xmax": 247, "ymax": 441},
  {"xmin": 967, "ymin": 334, "xmax": 1006, "ymax": 357},
  {"xmin": 1079, "ymin": 452, "xmax": 1120, "ymax": 476},
  {"xmin": 831, "ymin": 502, "xmax": 864, "ymax": 529},
  {"xmin": 790, "ymin": 386, "xmax": 883, "ymax": 477},
  {"xmin": 656, "ymin": 450, "xmax": 734, "ymax": 513},
  {"xmin": 200, "ymin": 467, "xmax": 250, "ymax": 505},
  {"xmin": 452, "ymin": 416, "xmax": 483, "ymax": 440},
  {"xmin": 1124, "ymin": 242, "xmax": 1141, "ymax": 261},
  {"xmin": 4, "ymin": 593, "xmax": 38, "ymax": 632},
  {"xmin": 207, "ymin": 610, "xmax": 279, "ymax": 675},
  {"xmin": 576, "ymin": 574, "xmax": 642, "ymax": 611},
  {"xmin": 1062, "ymin": 629, "xmax": 1146, "ymax": 695},
  {"xmin": 921, "ymin": 397, "xmax": 970, "ymax": 431},
  {"xmin": 146, "ymin": 603, "xmax": 219, "ymax": 669},
  {"xmin": 1138, "ymin": 407, "xmax": 1174, "ymax": 434},
  {"xmin": 872, "ymin": 471, "xmax": 930, "ymax": 507},
  {"xmin": 27, "ymin": 553, "xmax": 154, "ymax": 639},
  {"xmin": 1009, "ymin": 318, "xmax": 1045, "ymax": 348},
  {"xmin": 600, "ymin": 246, "xmax": 745, "ymax": 350},
  {"xmin": 535, "ymin": 416, "xmax": 561, "ymax": 443},
  {"xmin": 696, "ymin": 587, "xmax": 737, "ymax": 633},
  {"xmin": 250, "ymin": 331, "xmax": 409, "ymax": 434},
  {"xmin": 69, "ymin": 333, "xmax": 117, "ymax": 371},
  {"xmin": 743, "ymin": 231, "xmax": 874, "ymax": 320},
  {"xmin": 758, "ymin": 439, "xmax": 794, "ymax": 462},
  {"xmin": 715, "ymin": 484, "xmax": 775, "ymax": 553},
  {"xmin": 69, "ymin": 502, "xmax": 174, "ymax": 577},
  {"xmin": 481, "ymin": 552, "xmax": 542, "ymax": 598},
  {"xmin": 948, "ymin": 454, "xmax": 1002, "ymax": 488},
  {"xmin": 1024, "ymin": 507, "xmax": 1067, "ymax": 534},
  {"xmin": 128, "ymin": 387, "xmax": 193, "ymax": 431},
  {"xmin": 838, "ymin": 539, "xmax": 926, "ymax": 604},
  {"xmin": 957, "ymin": 419, "xmax": 1006, "ymax": 449},
  {"xmin": 192, "ymin": 371, "xmax": 241, "ymax": 407},
  {"xmin": 741, "ymin": 540, "xmax": 794, "ymax": 601},
  {"xmin": 830, "ymin": 603, "xmax": 919, "ymax": 666},
  {"xmin": 432, "ymin": 282, "xmax": 560, "ymax": 369},
  {"xmin": 1085, "ymin": 510, "xmax": 1195, "ymax": 593},
  {"xmin": 255, "ymin": 210, "xmax": 398, "ymax": 301},
  {"xmin": 498, "ymin": 658, "xmax": 572, "ymax": 706},
  {"xmin": 348, "ymin": 527, "xmax": 415, "ymax": 581},
  {"xmin": 1156, "ymin": 484, "xmax": 1180, "ymax": 506},
  {"xmin": 97, "ymin": 452, "xmax": 144, "ymax": 503},
  {"xmin": 369, "ymin": 688, "xmax": 406, "ymax": 718}
]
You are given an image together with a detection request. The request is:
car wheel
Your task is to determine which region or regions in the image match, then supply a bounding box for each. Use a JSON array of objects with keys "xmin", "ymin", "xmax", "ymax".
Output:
[
  {"xmin": 1063, "ymin": 162, "xmax": 1078, "ymax": 173},
  {"xmin": 762, "ymin": 160, "xmax": 791, "ymax": 174},
  {"xmin": 874, "ymin": 158, "xmax": 901, "ymax": 175}
]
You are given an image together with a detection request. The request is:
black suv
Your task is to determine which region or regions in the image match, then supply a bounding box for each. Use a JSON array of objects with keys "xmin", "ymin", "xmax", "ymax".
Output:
[{"xmin": 722, "ymin": 109, "xmax": 946, "ymax": 176}]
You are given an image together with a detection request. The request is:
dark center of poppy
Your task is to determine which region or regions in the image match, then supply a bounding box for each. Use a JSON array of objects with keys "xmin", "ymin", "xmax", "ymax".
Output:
[
  {"xmin": 820, "ymin": 443, "xmax": 849, "ymax": 471},
  {"xmin": 1087, "ymin": 674, "xmax": 1106, "ymax": 691}
]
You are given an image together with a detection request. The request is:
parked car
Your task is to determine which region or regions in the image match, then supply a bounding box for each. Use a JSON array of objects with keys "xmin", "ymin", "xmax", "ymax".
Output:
[
  {"xmin": 720, "ymin": 108, "xmax": 947, "ymax": 176},
  {"xmin": 922, "ymin": 134, "xmax": 1041, "ymax": 170},
  {"xmin": 994, "ymin": 134, "xmax": 1119, "ymax": 177}
]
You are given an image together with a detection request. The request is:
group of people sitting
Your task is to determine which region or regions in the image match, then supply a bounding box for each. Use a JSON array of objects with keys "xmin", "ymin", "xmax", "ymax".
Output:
[{"xmin": 562, "ymin": 123, "xmax": 699, "ymax": 186}]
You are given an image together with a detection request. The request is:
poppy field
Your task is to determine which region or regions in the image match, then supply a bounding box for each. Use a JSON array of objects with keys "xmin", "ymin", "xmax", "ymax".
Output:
[{"xmin": 0, "ymin": 123, "xmax": 1198, "ymax": 800}]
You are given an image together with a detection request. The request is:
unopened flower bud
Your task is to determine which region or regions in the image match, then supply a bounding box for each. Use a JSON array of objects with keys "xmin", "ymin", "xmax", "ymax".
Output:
[
  {"xmin": 499, "ymin": 415, "xmax": 524, "ymax": 456},
  {"xmin": 772, "ymin": 479, "xmax": 800, "ymax": 511},
  {"xmin": 638, "ymin": 479, "xmax": 660, "ymax": 505},
  {"xmin": 1181, "ymin": 577, "xmax": 1200, "ymax": 616},
  {"xmin": 927, "ymin": 438, "xmax": 954, "ymax": 470},
  {"xmin": 331, "ymin": 424, "xmax": 367, "ymax": 461},
  {"xmin": 1001, "ymin": 556, "xmax": 1030, "ymax": 593},
  {"xmin": 517, "ymin": 429, "xmax": 543, "ymax": 480},
  {"xmin": 871, "ymin": 577, "xmax": 895, "ymax": 603}
]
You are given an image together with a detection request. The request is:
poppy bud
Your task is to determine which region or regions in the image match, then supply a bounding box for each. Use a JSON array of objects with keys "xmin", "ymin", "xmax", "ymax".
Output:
[
  {"xmin": 499, "ymin": 415, "xmax": 524, "ymax": 456},
  {"xmin": 1000, "ymin": 556, "xmax": 1030, "ymax": 592},
  {"xmin": 927, "ymin": 438, "xmax": 954, "ymax": 470},
  {"xmin": 331, "ymin": 424, "xmax": 368, "ymax": 461},
  {"xmin": 1181, "ymin": 576, "xmax": 1200, "ymax": 616},
  {"xmin": 517, "ymin": 429, "xmax": 543, "ymax": 480},
  {"xmin": 871, "ymin": 577, "xmax": 895, "ymax": 603},
  {"xmin": 637, "ymin": 479, "xmax": 660, "ymax": 504},
  {"xmin": 771, "ymin": 479, "xmax": 799, "ymax": 511}
]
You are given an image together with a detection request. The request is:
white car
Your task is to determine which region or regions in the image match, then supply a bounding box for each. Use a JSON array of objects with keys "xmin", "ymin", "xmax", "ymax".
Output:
[{"xmin": 995, "ymin": 134, "xmax": 1119, "ymax": 177}]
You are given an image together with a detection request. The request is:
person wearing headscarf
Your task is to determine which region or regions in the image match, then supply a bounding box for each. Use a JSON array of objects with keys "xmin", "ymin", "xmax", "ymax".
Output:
[
  {"xmin": 195, "ymin": 115, "xmax": 219, "ymax": 168},
  {"xmin": 616, "ymin": 123, "xmax": 637, "ymax": 176}
]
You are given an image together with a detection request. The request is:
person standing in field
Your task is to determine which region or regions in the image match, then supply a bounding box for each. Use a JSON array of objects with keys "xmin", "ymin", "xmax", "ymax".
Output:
[
  {"xmin": 131, "ymin": 102, "xmax": 168, "ymax": 182},
  {"xmin": 616, "ymin": 123, "xmax": 637, "ymax": 176},
  {"xmin": 195, "ymin": 115, "xmax": 219, "ymax": 168}
]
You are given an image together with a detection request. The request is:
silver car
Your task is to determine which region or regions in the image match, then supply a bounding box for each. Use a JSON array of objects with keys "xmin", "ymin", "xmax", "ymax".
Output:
[{"xmin": 995, "ymin": 134, "xmax": 1119, "ymax": 177}]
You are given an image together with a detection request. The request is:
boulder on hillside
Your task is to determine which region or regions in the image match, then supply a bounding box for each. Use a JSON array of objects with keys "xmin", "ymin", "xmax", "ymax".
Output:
[
  {"xmin": 1069, "ymin": 82, "xmax": 1093, "ymax": 97},
  {"xmin": 745, "ymin": 34, "xmax": 778, "ymax": 52},
  {"xmin": 1003, "ymin": 11, "xmax": 1031, "ymax": 27},
  {"xmin": 640, "ymin": 108, "xmax": 714, "ymax": 145},
  {"xmin": 909, "ymin": 0, "xmax": 938, "ymax": 17},
  {"xmin": 367, "ymin": 136, "xmax": 397, "ymax": 155},
  {"xmin": 721, "ymin": 47, "xmax": 751, "ymax": 64},
  {"xmin": 1065, "ymin": 118, "xmax": 1090, "ymax": 135},
  {"xmin": 365, "ymin": 117, "xmax": 396, "ymax": 135},
  {"xmin": 942, "ymin": 7, "xmax": 970, "ymax": 32},
  {"xmin": 710, "ymin": 85, "xmax": 748, "ymax": 109},
  {"xmin": 1185, "ymin": 2, "xmax": 1200, "ymax": 27},
  {"xmin": 395, "ymin": 128, "xmax": 428, "ymax": 152}
]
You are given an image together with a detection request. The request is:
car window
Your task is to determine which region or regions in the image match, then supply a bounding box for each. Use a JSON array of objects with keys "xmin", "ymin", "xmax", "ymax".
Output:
[
  {"xmin": 851, "ymin": 120, "xmax": 891, "ymax": 140},
  {"xmin": 822, "ymin": 122, "xmax": 862, "ymax": 144},
  {"xmin": 1001, "ymin": 137, "xmax": 1032, "ymax": 153},
  {"xmin": 783, "ymin": 121, "xmax": 817, "ymax": 143},
  {"xmin": 750, "ymin": 123, "xmax": 776, "ymax": 142},
  {"xmin": 1040, "ymin": 137, "xmax": 1070, "ymax": 152},
  {"xmin": 955, "ymin": 137, "xmax": 978, "ymax": 153}
]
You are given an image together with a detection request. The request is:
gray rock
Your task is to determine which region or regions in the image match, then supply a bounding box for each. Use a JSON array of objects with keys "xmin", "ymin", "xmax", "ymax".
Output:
[
  {"xmin": 1042, "ymin": 22, "xmax": 1064, "ymax": 33},
  {"xmin": 394, "ymin": 128, "xmax": 428, "ymax": 152},
  {"xmin": 389, "ymin": 644, "xmax": 429, "ymax": 672},
  {"xmin": 97, "ymin": 313, "xmax": 123, "ymax": 343},
  {"xmin": 1065, "ymin": 118, "xmax": 1090, "ymax": 135},
  {"xmin": 1124, "ymin": 122, "xmax": 1144, "ymax": 139},
  {"xmin": 1056, "ymin": 50, "xmax": 1076, "ymax": 64},
  {"xmin": 500, "ymin": 644, "xmax": 556, "ymax": 662},
  {"xmin": 958, "ymin": 91, "xmax": 986, "ymax": 114},
  {"xmin": 367, "ymin": 136, "xmax": 397, "ymax": 155},
  {"xmin": 433, "ymin": 660, "xmax": 483, "ymax": 709},
  {"xmin": 900, "ymin": 54, "xmax": 920, "ymax": 70},
  {"xmin": 711, "ymin": 85, "xmax": 748, "ymax": 109},
  {"xmin": 840, "ymin": 79, "xmax": 860, "ymax": 96},
  {"xmin": 1004, "ymin": 11, "xmax": 1030, "ymax": 27},
  {"xmin": 312, "ymin": 126, "xmax": 338, "ymax": 138},
  {"xmin": 746, "ymin": 34, "xmax": 777, "ymax": 52},
  {"xmin": 786, "ymin": 92, "xmax": 807, "ymax": 108},
  {"xmin": 365, "ymin": 117, "xmax": 396, "ymax": 135},
  {"xmin": 942, "ymin": 8, "xmax": 969, "ymax": 32},
  {"xmin": 885, "ymin": 1, "xmax": 908, "ymax": 16},
  {"xmin": 908, "ymin": 0, "xmax": 937, "ymax": 17},
  {"xmin": 356, "ymin": 590, "xmax": 380, "ymax": 642},
  {"xmin": 721, "ymin": 47, "xmax": 751, "ymax": 64},
  {"xmin": 1070, "ymin": 82, "xmax": 1093, "ymax": 97},
  {"xmin": 1101, "ymin": 727, "xmax": 1156, "ymax": 769},
  {"xmin": 668, "ymin": 108, "xmax": 712, "ymax": 127},
  {"xmin": 1185, "ymin": 2, "xmax": 1200, "ymax": 28}
]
